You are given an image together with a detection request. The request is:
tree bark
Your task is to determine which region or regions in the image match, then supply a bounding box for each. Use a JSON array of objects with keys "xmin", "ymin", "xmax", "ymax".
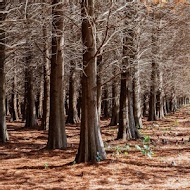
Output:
[
  {"xmin": 75, "ymin": 0, "xmax": 106, "ymax": 163},
  {"xmin": 0, "ymin": 1, "xmax": 8, "ymax": 142},
  {"xmin": 117, "ymin": 72, "xmax": 128, "ymax": 140},
  {"xmin": 157, "ymin": 67, "xmax": 165, "ymax": 119},
  {"xmin": 118, "ymin": 1, "xmax": 140, "ymax": 139},
  {"xmin": 103, "ymin": 85, "xmax": 109, "ymax": 118},
  {"xmin": 47, "ymin": 0, "xmax": 67, "ymax": 149},
  {"xmin": 41, "ymin": 23, "xmax": 50, "ymax": 130},
  {"xmin": 133, "ymin": 61, "xmax": 143, "ymax": 129},
  {"xmin": 11, "ymin": 76, "xmax": 19, "ymax": 121},
  {"xmin": 110, "ymin": 72, "xmax": 119, "ymax": 126},
  {"xmin": 25, "ymin": 65, "xmax": 38, "ymax": 128},
  {"xmin": 66, "ymin": 62, "xmax": 80, "ymax": 124}
]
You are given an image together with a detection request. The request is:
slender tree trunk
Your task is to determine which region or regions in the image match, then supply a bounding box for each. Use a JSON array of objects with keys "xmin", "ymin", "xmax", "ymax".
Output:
[
  {"xmin": 97, "ymin": 55, "xmax": 102, "ymax": 119},
  {"xmin": 11, "ymin": 77, "xmax": 19, "ymax": 121},
  {"xmin": 66, "ymin": 62, "xmax": 80, "ymax": 124},
  {"xmin": 110, "ymin": 72, "xmax": 119, "ymax": 126},
  {"xmin": 75, "ymin": 0, "xmax": 106, "ymax": 163},
  {"xmin": 38, "ymin": 74, "xmax": 44, "ymax": 118},
  {"xmin": 148, "ymin": 11, "xmax": 161, "ymax": 121},
  {"xmin": 25, "ymin": 65, "xmax": 38, "ymax": 128},
  {"xmin": 148, "ymin": 13, "xmax": 158, "ymax": 121},
  {"xmin": 127, "ymin": 66, "xmax": 140, "ymax": 139},
  {"xmin": 148, "ymin": 62, "xmax": 157, "ymax": 121},
  {"xmin": 0, "ymin": 1, "xmax": 8, "ymax": 142},
  {"xmin": 47, "ymin": 0, "xmax": 67, "ymax": 149},
  {"xmin": 133, "ymin": 62, "xmax": 142, "ymax": 129},
  {"xmin": 118, "ymin": 1, "xmax": 140, "ymax": 139},
  {"xmin": 117, "ymin": 72, "xmax": 128, "ymax": 140},
  {"xmin": 103, "ymin": 85, "xmax": 109, "ymax": 118},
  {"xmin": 157, "ymin": 68, "xmax": 165, "ymax": 119},
  {"xmin": 143, "ymin": 93, "xmax": 149, "ymax": 117},
  {"xmin": 41, "ymin": 23, "xmax": 50, "ymax": 130},
  {"xmin": 17, "ymin": 94, "xmax": 22, "ymax": 119}
]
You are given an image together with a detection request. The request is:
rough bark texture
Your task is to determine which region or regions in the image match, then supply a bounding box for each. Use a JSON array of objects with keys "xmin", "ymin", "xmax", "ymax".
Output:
[
  {"xmin": 11, "ymin": 77, "xmax": 19, "ymax": 121},
  {"xmin": 75, "ymin": 0, "xmax": 106, "ymax": 163},
  {"xmin": 157, "ymin": 67, "xmax": 165, "ymax": 119},
  {"xmin": 103, "ymin": 85, "xmax": 109, "ymax": 118},
  {"xmin": 47, "ymin": 0, "xmax": 67, "ymax": 149},
  {"xmin": 25, "ymin": 65, "xmax": 38, "ymax": 128},
  {"xmin": 0, "ymin": 1, "xmax": 8, "ymax": 142},
  {"xmin": 41, "ymin": 23, "xmax": 50, "ymax": 130},
  {"xmin": 117, "ymin": 72, "xmax": 128, "ymax": 140},
  {"xmin": 118, "ymin": 1, "xmax": 140, "ymax": 140},
  {"xmin": 66, "ymin": 62, "xmax": 80, "ymax": 124},
  {"xmin": 133, "ymin": 62, "xmax": 143, "ymax": 129},
  {"xmin": 148, "ymin": 62, "xmax": 157, "ymax": 121},
  {"xmin": 148, "ymin": 13, "xmax": 158, "ymax": 121},
  {"xmin": 97, "ymin": 55, "xmax": 102, "ymax": 120},
  {"xmin": 110, "ymin": 73, "xmax": 119, "ymax": 126}
]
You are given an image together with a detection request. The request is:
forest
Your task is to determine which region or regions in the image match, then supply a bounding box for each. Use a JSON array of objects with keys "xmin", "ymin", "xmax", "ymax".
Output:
[{"xmin": 0, "ymin": 0, "xmax": 190, "ymax": 189}]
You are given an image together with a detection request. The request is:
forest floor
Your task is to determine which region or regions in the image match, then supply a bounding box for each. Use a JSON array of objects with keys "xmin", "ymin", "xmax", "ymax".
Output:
[{"xmin": 0, "ymin": 107, "xmax": 190, "ymax": 190}]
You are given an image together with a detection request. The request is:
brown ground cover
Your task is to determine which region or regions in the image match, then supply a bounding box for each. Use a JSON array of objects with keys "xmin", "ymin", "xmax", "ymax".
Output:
[{"xmin": 0, "ymin": 106, "xmax": 190, "ymax": 190}]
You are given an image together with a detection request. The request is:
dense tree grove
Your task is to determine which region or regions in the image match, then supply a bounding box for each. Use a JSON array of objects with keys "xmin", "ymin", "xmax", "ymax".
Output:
[{"xmin": 0, "ymin": 0, "xmax": 190, "ymax": 163}]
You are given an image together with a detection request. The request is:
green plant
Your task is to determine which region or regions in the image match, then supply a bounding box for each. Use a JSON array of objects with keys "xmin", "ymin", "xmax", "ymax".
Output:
[
  {"xmin": 135, "ymin": 136, "xmax": 154, "ymax": 158},
  {"xmin": 96, "ymin": 152, "xmax": 102, "ymax": 162},
  {"xmin": 44, "ymin": 162, "xmax": 48, "ymax": 169},
  {"xmin": 174, "ymin": 120, "xmax": 179, "ymax": 126}
]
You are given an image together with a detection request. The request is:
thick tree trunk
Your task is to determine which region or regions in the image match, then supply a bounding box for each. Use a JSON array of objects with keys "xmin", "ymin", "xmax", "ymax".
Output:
[
  {"xmin": 75, "ymin": 0, "xmax": 106, "ymax": 163},
  {"xmin": 47, "ymin": 0, "xmax": 67, "ymax": 149},
  {"xmin": 0, "ymin": 1, "xmax": 8, "ymax": 142},
  {"xmin": 66, "ymin": 62, "xmax": 80, "ymax": 124}
]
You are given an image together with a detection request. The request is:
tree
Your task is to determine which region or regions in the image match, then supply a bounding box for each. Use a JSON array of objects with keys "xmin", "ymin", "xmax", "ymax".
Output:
[
  {"xmin": 0, "ymin": 0, "xmax": 8, "ymax": 142},
  {"xmin": 47, "ymin": 0, "xmax": 67, "ymax": 149},
  {"xmin": 75, "ymin": 0, "xmax": 106, "ymax": 163},
  {"xmin": 118, "ymin": 1, "xmax": 140, "ymax": 140}
]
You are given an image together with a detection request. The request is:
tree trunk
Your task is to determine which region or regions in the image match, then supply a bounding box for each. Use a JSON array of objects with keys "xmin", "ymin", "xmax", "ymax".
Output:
[
  {"xmin": 66, "ymin": 62, "xmax": 80, "ymax": 124},
  {"xmin": 41, "ymin": 23, "xmax": 50, "ymax": 130},
  {"xmin": 47, "ymin": 0, "xmax": 67, "ymax": 149},
  {"xmin": 97, "ymin": 55, "xmax": 102, "ymax": 119},
  {"xmin": 118, "ymin": 72, "xmax": 128, "ymax": 140},
  {"xmin": 157, "ymin": 66, "xmax": 165, "ymax": 119},
  {"xmin": 75, "ymin": 0, "xmax": 106, "ymax": 163},
  {"xmin": 110, "ymin": 73, "xmax": 119, "ymax": 126},
  {"xmin": 118, "ymin": 1, "xmax": 140, "ymax": 139},
  {"xmin": 133, "ymin": 61, "xmax": 143, "ymax": 129},
  {"xmin": 38, "ymin": 74, "xmax": 44, "ymax": 118},
  {"xmin": 25, "ymin": 65, "xmax": 38, "ymax": 128},
  {"xmin": 103, "ymin": 85, "xmax": 109, "ymax": 118},
  {"xmin": 11, "ymin": 77, "xmax": 19, "ymax": 121},
  {"xmin": 0, "ymin": 1, "xmax": 8, "ymax": 142}
]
